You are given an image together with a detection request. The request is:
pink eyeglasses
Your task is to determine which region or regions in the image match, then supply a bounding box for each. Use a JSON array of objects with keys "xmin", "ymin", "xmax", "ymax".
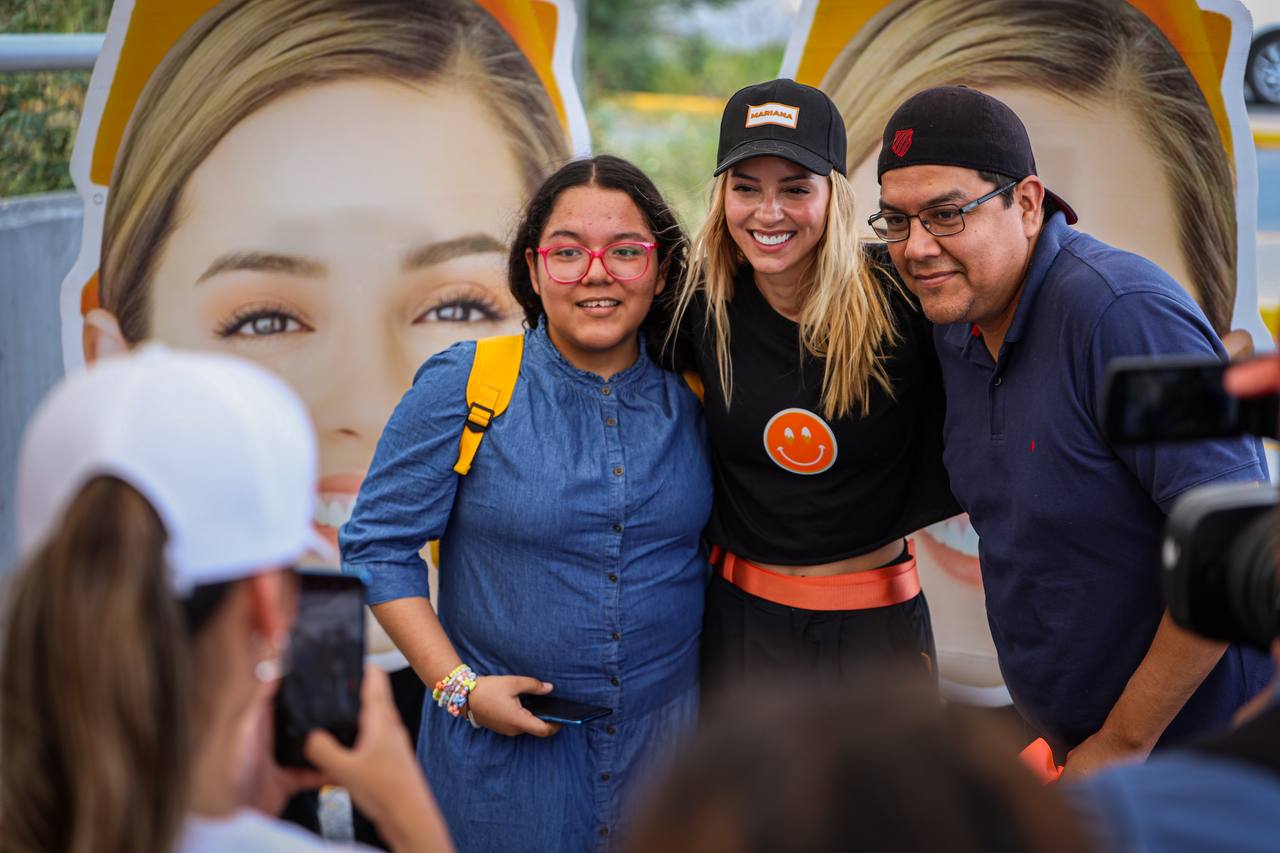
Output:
[{"xmin": 535, "ymin": 241, "xmax": 657, "ymax": 284}]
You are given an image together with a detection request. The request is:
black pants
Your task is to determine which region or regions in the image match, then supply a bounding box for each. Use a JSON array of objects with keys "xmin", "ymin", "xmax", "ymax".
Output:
[{"xmin": 700, "ymin": 572, "xmax": 937, "ymax": 698}]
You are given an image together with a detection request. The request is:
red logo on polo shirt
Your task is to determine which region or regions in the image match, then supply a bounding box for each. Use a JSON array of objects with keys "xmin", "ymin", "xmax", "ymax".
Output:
[
  {"xmin": 763, "ymin": 408, "xmax": 838, "ymax": 476},
  {"xmin": 891, "ymin": 128, "xmax": 914, "ymax": 157}
]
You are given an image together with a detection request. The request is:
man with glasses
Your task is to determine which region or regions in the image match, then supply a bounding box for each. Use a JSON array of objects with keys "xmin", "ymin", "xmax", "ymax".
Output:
[{"xmin": 871, "ymin": 85, "xmax": 1271, "ymax": 778}]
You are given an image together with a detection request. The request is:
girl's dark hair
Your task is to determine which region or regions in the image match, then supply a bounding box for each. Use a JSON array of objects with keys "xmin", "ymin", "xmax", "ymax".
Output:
[{"xmin": 507, "ymin": 154, "xmax": 688, "ymax": 346}]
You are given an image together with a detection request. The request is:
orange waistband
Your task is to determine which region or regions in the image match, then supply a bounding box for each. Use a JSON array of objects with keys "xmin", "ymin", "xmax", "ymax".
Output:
[{"xmin": 710, "ymin": 543, "xmax": 921, "ymax": 611}]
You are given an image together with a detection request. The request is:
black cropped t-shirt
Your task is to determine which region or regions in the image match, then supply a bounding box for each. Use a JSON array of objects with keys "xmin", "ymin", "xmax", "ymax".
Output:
[{"xmin": 673, "ymin": 249, "xmax": 959, "ymax": 565}]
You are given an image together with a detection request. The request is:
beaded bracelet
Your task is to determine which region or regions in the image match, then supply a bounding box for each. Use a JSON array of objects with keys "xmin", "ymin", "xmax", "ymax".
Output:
[{"xmin": 432, "ymin": 663, "xmax": 478, "ymax": 719}]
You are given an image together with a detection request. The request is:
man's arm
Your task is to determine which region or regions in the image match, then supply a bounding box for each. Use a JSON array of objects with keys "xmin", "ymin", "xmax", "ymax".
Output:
[
  {"xmin": 1061, "ymin": 610, "xmax": 1226, "ymax": 780},
  {"xmin": 1065, "ymin": 292, "xmax": 1262, "ymax": 780}
]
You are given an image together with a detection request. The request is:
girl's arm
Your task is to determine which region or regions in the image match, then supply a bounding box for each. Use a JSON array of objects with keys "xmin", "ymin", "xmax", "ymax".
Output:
[
  {"xmin": 342, "ymin": 343, "xmax": 558, "ymax": 738},
  {"xmin": 370, "ymin": 597, "xmax": 559, "ymax": 737}
]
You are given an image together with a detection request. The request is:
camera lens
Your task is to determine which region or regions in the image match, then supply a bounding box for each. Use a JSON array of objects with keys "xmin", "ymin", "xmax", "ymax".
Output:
[
  {"xmin": 1224, "ymin": 511, "xmax": 1280, "ymax": 649},
  {"xmin": 1163, "ymin": 482, "xmax": 1279, "ymax": 649}
]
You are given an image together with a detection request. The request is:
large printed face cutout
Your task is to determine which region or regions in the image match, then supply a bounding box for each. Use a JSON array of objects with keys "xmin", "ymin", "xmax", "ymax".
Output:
[
  {"xmin": 763, "ymin": 408, "xmax": 837, "ymax": 475},
  {"xmin": 143, "ymin": 79, "xmax": 527, "ymax": 551}
]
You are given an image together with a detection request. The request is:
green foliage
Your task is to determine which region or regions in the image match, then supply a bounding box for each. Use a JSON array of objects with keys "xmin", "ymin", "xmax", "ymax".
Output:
[
  {"xmin": 0, "ymin": 69, "xmax": 87, "ymax": 194},
  {"xmin": 585, "ymin": 0, "xmax": 776, "ymax": 99},
  {"xmin": 649, "ymin": 37, "xmax": 784, "ymax": 96},
  {"xmin": 584, "ymin": 0, "xmax": 785, "ymax": 229},
  {"xmin": 0, "ymin": 0, "xmax": 111, "ymax": 197},
  {"xmin": 589, "ymin": 97, "xmax": 723, "ymax": 233},
  {"xmin": 0, "ymin": 0, "xmax": 112, "ymax": 31}
]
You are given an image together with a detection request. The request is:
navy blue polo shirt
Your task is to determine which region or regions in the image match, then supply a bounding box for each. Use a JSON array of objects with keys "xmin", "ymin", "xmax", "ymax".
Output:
[{"xmin": 937, "ymin": 212, "xmax": 1272, "ymax": 752}]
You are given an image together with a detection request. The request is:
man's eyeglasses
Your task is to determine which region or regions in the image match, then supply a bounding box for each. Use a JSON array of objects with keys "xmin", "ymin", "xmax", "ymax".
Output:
[
  {"xmin": 867, "ymin": 180, "xmax": 1019, "ymax": 242},
  {"xmin": 535, "ymin": 241, "xmax": 657, "ymax": 284}
]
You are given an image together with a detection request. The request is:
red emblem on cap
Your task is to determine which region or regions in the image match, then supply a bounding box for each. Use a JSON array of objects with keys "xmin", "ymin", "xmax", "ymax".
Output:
[{"xmin": 891, "ymin": 128, "xmax": 914, "ymax": 157}]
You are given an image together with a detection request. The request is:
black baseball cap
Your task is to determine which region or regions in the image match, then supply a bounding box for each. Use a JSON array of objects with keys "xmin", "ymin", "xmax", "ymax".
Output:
[
  {"xmin": 714, "ymin": 78, "xmax": 847, "ymax": 177},
  {"xmin": 876, "ymin": 85, "xmax": 1077, "ymax": 224}
]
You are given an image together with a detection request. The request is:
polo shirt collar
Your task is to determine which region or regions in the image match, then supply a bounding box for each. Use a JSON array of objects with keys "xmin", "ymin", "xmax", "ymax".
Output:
[{"xmin": 1004, "ymin": 211, "xmax": 1069, "ymax": 345}]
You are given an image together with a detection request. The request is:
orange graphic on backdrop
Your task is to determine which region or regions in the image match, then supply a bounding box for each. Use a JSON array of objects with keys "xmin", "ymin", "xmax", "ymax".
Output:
[{"xmin": 762, "ymin": 408, "xmax": 837, "ymax": 475}]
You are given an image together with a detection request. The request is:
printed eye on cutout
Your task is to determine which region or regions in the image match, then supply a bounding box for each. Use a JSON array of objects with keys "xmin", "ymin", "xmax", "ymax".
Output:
[{"xmin": 763, "ymin": 408, "xmax": 837, "ymax": 475}]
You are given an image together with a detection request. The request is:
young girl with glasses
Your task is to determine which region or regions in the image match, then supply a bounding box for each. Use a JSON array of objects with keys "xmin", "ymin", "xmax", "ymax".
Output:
[
  {"xmin": 667, "ymin": 79, "xmax": 958, "ymax": 691},
  {"xmin": 341, "ymin": 155, "xmax": 712, "ymax": 852}
]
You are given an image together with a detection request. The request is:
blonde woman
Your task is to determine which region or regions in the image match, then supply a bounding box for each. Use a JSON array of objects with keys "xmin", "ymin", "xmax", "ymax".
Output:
[{"xmin": 668, "ymin": 79, "xmax": 957, "ymax": 687}]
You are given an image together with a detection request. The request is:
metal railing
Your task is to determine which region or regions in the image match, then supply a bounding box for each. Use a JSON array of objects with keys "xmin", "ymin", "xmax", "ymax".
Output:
[{"xmin": 0, "ymin": 34, "xmax": 104, "ymax": 72}]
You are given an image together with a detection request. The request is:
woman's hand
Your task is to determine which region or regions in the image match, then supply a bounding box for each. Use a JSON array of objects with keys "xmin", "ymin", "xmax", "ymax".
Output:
[
  {"xmin": 231, "ymin": 676, "xmax": 330, "ymax": 816},
  {"xmin": 467, "ymin": 675, "xmax": 562, "ymax": 737},
  {"xmin": 306, "ymin": 666, "xmax": 453, "ymax": 853}
]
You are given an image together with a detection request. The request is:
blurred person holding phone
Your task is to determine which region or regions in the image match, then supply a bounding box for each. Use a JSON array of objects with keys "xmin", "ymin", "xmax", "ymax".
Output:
[
  {"xmin": 340, "ymin": 156, "xmax": 711, "ymax": 852},
  {"xmin": 0, "ymin": 346, "xmax": 450, "ymax": 853}
]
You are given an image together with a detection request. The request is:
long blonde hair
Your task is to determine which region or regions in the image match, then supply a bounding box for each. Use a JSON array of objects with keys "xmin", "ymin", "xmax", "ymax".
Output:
[
  {"xmin": 670, "ymin": 169, "xmax": 899, "ymax": 420},
  {"xmin": 823, "ymin": 0, "xmax": 1236, "ymax": 336},
  {"xmin": 102, "ymin": 0, "xmax": 570, "ymax": 343},
  {"xmin": 0, "ymin": 478, "xmax": 191, "ymax": 853}
]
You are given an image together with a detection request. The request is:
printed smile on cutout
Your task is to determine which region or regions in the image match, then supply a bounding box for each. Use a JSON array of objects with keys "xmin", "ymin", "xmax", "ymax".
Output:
[
  {"xmin": 752, "ymin": 231, "xmax": 793, "ymax": 246},
  {"xmin": 314, "ymin": 493, "xmax": 356, "ymax": 529}
]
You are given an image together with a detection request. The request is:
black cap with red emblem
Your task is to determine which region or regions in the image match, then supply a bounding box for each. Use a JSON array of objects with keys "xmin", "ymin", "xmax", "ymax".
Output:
[{"xmin": 876, "ymin": 85, "xmax": 1078, "ymax": 224}]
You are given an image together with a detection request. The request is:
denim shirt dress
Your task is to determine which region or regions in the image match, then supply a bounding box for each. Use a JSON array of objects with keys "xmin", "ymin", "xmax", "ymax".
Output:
[{"xmin": 340, "ymin": 321, "xmax": 713, "ymax": 853}]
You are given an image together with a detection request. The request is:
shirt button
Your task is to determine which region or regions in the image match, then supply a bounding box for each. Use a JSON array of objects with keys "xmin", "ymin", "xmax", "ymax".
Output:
[
  {"xmin": 606, "ymin": 417, "xmax": 617, "ymax": 427},
  {"xmin": 601, "ymin": 386, "xmax": 612, "ymax": 396},
  {"xmin": 610, "ymin": 677, "xmax": 620, "ymax": 687},
  {"xmin": 611, "ymin": 632, "xmax": 621, "ymax": 641},
  {"xmin": 608, "ymin": 573, "xmax": 618, "ymax": 583},
  {"xmin": 599, "ymin": 827, "xmax": 610, "ymax": 838},
  {"xmin": 606, "ymin": 725, "xmax": 616, "ymax": 735},
  {"xmin": 613, "ymin": 466, "xmax": 624, "ymax": 476},
  {"xmin": 612, "ymin": 523, "xmax": 623, "ymax": 533},
  {"xmin": 993, "ymin": 376, "xmax": 1003, "ymax": 386},
  {"xmin": 600, "ymin": 773, "xmax": 611, "ymax": 782}
]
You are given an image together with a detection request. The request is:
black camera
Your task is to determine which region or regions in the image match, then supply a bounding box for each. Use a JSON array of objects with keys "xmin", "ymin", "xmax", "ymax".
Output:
[
  {"xmin": 1102, "ymin": 354, "xmax": 1279, "ymax": 650},
  {"xmin": 1162, "ymin": 482, "xmax": 1279, "ymax": 650}
]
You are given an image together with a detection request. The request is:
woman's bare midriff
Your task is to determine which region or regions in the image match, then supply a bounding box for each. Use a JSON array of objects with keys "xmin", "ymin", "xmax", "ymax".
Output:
[{"xmin": 753, "ymin": 539, "xmax": 905, "ymax": 578}]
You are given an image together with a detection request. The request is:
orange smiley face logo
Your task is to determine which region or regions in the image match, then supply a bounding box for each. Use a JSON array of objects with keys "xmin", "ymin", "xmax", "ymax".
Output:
[{"xmin": 762, "ymin": 408, "xmax": 838, "ymax": 475}]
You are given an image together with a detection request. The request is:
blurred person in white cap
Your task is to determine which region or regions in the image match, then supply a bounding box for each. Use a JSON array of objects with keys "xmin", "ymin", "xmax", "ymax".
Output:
[{"xmin": 0, "ymin": 345, "xmax": 451, "ymax": 853}]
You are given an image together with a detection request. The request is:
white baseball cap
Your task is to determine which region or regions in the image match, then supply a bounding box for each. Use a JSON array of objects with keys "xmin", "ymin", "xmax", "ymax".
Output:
[{"xmin": 16, "ymin": 345, "xmax": 334, "ymax": 596}]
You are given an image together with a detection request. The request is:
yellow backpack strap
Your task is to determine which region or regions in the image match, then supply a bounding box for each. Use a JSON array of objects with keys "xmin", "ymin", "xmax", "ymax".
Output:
[
  {"xmin": 682, "ymin": 370, "xmax": 704, "ymax": 403},
  {"xmin": 453, "ymin": 334, "xmax": 524, "ymax": 476}
]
